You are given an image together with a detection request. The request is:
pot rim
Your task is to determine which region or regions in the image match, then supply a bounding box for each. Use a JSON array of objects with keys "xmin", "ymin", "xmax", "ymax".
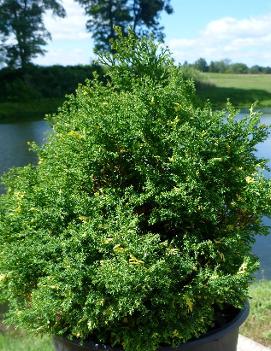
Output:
[
  {"xmin": 158, "ymin": 301, "xmax": 249, "ymax": 350},
  {"xmin": 54, "ymin": 302, "xmax": 249, "ymax": 351}
]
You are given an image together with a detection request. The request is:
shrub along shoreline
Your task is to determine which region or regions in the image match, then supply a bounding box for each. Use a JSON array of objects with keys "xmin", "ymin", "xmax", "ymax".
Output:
[
  {"xmin": 1, "ymin": 67, "xmax": 271, "ymax": 123},
  {"xmin": 0, "ymin": 98, "xmax": 63, "ymax": 123},
  {"xmin": 0, "ymin": 64, "xmax": 104, "ymax": 123}
]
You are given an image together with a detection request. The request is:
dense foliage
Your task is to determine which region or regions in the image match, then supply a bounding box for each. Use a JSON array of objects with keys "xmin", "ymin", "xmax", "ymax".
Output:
[
  {"xmin": 76, "ymin": 0, "xmax": 173, "ymax": 52},
  {"xmin": 0, "ymin": 64, "xmax": 104, "ymax": 102},
  {"xmin": 0, "ymin": 30, "xmax": 271, "ymax": 351},
  {"xmin": 187, "ymin": 58, "xmax": 271, "ymax": 74}
]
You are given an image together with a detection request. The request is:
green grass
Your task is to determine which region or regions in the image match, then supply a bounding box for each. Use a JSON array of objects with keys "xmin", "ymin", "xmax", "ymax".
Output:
[
  {"xmin": 198, "ymin": 73, "xmax": 271, "ymax": 108},
  {"xmin": 0, "ymin": 281, "xmax": 270, "ymax": 350},
  {"xmin": 0, "ymin": 331, "xmax": 53, "ymax": 351},
  {"xmin": 0, "ymin": 98, "xmax": 63, "ymax": 123},
  {"xmin": 204, "ymin": 73, "xmax": 271, "ymax": 91},
  {"xmin": 240, "ymin": 280, "xmax": 271, "ymax": 347}
]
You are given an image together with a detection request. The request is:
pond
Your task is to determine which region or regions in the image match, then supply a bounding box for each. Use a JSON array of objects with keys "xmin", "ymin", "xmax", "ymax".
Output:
[{"xmin": 0, "ymin": 113, "xmax": 270, "ymax": 279}]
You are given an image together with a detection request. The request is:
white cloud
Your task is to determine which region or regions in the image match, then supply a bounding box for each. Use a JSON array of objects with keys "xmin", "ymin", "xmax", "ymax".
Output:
[
  {"xmin": 35, "ymin": 46, "xmax": 92, "ymax": 66},
  {"xmin": 34, "ymin": 0, "xmax": 93, "ymax": 65},
  {"xmin": 169, "ymin": 38, "xmax": 195, "ymax": 49},
  {"xmin": 44, "ymin": 0, "xmax": 89, "ymax": 40},
  {"xmin": 167, "ymin": 13, "xmax": 271, "ymax": 66},
  {"xmin": 36, "ymin": 7, "xmax": 271, "ymax": 67}
]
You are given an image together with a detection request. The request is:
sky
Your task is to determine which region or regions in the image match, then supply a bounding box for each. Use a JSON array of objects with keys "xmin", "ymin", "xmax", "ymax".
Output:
[{"xmin": 35, "ymin": 0, "xmax": 271, "ymax": 67}]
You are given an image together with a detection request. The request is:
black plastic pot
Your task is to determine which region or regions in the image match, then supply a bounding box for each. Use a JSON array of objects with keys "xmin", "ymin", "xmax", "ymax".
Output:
[{"xmin": 53, "ymin": 302, "xmax": 249, "ymax": 351}]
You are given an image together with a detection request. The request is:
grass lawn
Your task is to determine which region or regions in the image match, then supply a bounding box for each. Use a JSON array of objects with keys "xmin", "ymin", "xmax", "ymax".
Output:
[
  {"xmin": 198, "ymin": 73, "xmax": 271, "ymax": 108},
  {"xmin": 0, "ymin": 332, "xmax": 53, "ymax": 351},
  {"xmin": 240, "ymin": 280, "xmax": 271, "ymax": 347},
  {"xmin": 204, "ymin": 73, "xmax": 271, "ymax": 91},
  {"xmin": 0, "ymin": 280, "xmax": 270, "ymax": 350}
]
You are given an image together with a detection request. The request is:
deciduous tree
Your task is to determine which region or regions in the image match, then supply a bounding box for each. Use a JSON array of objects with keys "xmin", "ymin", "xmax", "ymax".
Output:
[
  {"xmin": 194, "ymin": 57, "xmax": 208, "ymax": 72},
  {"xmin": 76, "ymin": 0, "xmax": 173, "ymax": 51},
  {"xmin": 0, "ymin": 0, "xmax": 66, "ymax": 69}
]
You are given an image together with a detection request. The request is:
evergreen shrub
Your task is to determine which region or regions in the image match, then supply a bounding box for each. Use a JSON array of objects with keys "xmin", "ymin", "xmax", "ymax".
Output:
[{"xmin": 0, "ymin": 29, "xmax": 271, "ymax": 351}]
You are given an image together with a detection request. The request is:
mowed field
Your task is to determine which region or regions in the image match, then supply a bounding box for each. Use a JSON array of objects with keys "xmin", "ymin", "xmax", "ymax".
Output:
[
  {"xmin": 199, "ymin": 73, "xmax": 271, "ymax": 108},
  {"xmin": 204, "ymin": 73, "xmax": 271, "ymax": 91}
]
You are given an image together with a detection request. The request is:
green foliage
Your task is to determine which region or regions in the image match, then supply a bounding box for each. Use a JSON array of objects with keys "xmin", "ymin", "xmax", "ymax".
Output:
[
  {"xmin": 0, "ymin": 98, "xmax": 63, "ymax": 122},
  {"xmin": 0, "ymin": 64, "xmax": 104, "ymax": 102},
  {"xmin": 189, "ymin": 58, "xmax": 271, "ymax": 75},
  {"xmin": 0, "ymin": 0, "xmax": 65, "ymax": 69},
  {"xmin": 76, "ymin": 0, "xmax": 173, "ymax": 51},
  {"xmin": 0, "ymin": 31, "xmax": 271, "ymax": 351},
  {"xmin": 194, "ymin": 58, "xmax": 208, "ymax": 73},
  {"xmin": 227, "ymin": 63, "xmax": 249, "ymax": 74}
]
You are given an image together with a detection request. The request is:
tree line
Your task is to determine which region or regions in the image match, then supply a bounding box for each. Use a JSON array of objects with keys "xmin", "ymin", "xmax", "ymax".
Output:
[
  {"xmin": 188, "ymin": 58, "xmax": 271, "ymax": 74},
  {"xmin": 0, "ymin": 0, "xmax": 172, "ymax": 70},
  {"xmin": 0, "ymin": 63, "xmax": 105, "ymax": 102}
]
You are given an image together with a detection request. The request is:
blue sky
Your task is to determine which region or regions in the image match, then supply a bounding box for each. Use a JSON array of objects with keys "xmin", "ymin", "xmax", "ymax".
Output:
[
  {"xmin": 35, "ymin": 0, "xmax": 271, "ymax": 66},
  {"xmin": 162, "ymin": 0, "xmax": 271, "ymax": 38}
]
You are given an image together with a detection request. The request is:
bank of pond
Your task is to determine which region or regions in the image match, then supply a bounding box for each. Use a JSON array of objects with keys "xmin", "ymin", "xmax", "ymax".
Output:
[
  {"xmin": 0, "ymin": 64, "xmax": 103, "ymax": 122},
  {"xmin": 1, "ymin": 69, "xmax": 271, "ymax": 122}
]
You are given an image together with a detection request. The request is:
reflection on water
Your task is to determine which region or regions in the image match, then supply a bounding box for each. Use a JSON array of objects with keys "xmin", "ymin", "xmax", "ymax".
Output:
[
  {"xmin": 0, "ymin": 115, "xmax": 270, "ymax": 279},
  {"xmin": 257, "ymin": 115, "xmax": 271, "ymax": 174},
  {"xmin": 254, "ymin": 216, "xmax": 271, "ymax": 280},
  {"xmin": 0, "ymin": 120, "xmax": 50, "ymax": 193},
  {"xmin": 250, "ymin": 114, "xmax": 271, "ymax": 279}
]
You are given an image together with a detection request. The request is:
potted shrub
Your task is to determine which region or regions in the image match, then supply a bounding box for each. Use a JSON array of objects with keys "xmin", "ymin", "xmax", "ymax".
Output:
[{"xmin": 0, "ymin": 29, "xmax": 270, "ymax": 351}]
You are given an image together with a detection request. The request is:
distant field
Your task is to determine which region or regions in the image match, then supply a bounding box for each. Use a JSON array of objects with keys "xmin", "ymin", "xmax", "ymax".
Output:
[
  {"xmin": 199, "ymin": 73, "xmax": 271, "ymax": 108},
  {"xmin": 203, "ymin": 73, "xmax": 271, "ymax": 91}
]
